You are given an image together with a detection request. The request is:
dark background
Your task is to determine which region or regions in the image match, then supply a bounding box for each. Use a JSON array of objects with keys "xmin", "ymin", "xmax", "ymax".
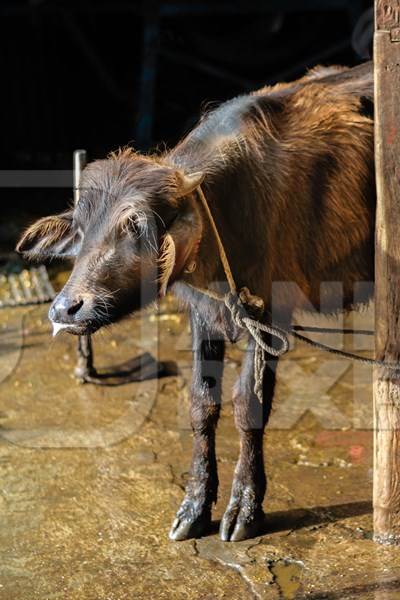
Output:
[{"xmin": 0, "ymin": 0, "xmax": 373, "ymax": 247}]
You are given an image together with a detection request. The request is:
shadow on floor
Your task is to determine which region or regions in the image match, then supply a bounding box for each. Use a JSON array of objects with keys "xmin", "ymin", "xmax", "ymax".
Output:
[
  {"xmin": 302, "ymin": 576, "xmax": 400, "ymax": 599},
  {"xmin": 207, "ymin": 500, "xmax": 372, "ymax": 538},
  {"xmin": 82, "ymin": 353, "xmax": 178, "ymax": 386},
  {"xmin": 264, "ymin": 500, "xmax": 372, "ymax": 534}
]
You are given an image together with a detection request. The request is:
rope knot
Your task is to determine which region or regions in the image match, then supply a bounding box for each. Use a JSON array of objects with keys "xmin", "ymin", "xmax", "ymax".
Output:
[
  {"xmin": 223, "ymin": 288, "xmax": 289, "ymax": 403},
  {"xmin": 224, "ymin": 291, "xmax": 246, "ymax": 329},
  {"xmin": 224, "ymin": 288, "xmax": 289, "ymax": 357},
  {"xmin": 224, "ymin": 287, "xmax": 265, "ymax": 329}
]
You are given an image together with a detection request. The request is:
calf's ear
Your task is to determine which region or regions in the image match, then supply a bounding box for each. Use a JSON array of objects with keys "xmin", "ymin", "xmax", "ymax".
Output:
[
  {"xmin": 176, "ymin": 171, "xmax": 205, "ymax": 198},
  {"xmin": 159, "ymin": 222, "xmax": 198, "ymax": 296},
  {"xmin": 158, "ymin": 172, "xmax": 204, "ymax": 296},
  {"xmin": 16, "ymin": 210, "xmax": 80, "ymax": 260}
]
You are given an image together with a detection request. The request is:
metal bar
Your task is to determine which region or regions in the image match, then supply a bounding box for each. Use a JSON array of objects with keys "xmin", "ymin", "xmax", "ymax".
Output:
[
  {"xmin": 73, "ymin": 150, "xmax": 87, "ymax": 206},
  {"xmin": 73, "ymin": 150, "xmax": 97, "ymax": 382}
]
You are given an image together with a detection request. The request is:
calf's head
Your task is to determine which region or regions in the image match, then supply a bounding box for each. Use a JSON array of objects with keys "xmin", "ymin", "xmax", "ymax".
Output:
[{"xmin": 16, "ymin": 151, "xmax": 204, "ymax": 335}]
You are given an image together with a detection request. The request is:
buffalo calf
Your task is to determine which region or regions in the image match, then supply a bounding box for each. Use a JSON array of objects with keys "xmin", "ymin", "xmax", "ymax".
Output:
[{"xmin": 17, "ymin": 61, "xmax": 374, "ymax": 541}]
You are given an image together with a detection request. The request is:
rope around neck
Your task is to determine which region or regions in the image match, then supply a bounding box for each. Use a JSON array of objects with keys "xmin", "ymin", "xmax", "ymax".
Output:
[{"xmin": 193, "ymin": 186, "xmax": 400, "ymax": 402}]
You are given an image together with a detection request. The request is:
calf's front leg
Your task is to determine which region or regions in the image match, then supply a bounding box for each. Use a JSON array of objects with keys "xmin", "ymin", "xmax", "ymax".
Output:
[
  {"xmin": 220, "ymin": 337, "xmax": 278, "ymax": 542},
  {"xmin": 169, "ymin": 310, "xmax": 225, "ymax": 540}
]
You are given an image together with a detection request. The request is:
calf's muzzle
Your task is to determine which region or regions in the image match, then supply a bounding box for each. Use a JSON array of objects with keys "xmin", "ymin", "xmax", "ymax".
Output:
[{"xmin": 49, "ymin": 291, "xmax": 92, "ymax": 335}]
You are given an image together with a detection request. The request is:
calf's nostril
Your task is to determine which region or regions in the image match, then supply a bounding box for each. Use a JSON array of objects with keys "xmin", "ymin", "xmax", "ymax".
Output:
[{"xmin": 67, "ymin": 299, "xmax": 84, "ymax": 316}]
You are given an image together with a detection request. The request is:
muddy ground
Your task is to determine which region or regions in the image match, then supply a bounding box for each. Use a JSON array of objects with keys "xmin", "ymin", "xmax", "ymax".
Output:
[{"xmin": 0, "ymin": 288, "xmax": 399, "ymax": 599}]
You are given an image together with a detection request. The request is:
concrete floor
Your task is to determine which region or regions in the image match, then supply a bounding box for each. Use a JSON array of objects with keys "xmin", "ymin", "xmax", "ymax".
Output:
[{"xmin": 0, "ymin": 294, "xmax": 399, "ymax": 599}]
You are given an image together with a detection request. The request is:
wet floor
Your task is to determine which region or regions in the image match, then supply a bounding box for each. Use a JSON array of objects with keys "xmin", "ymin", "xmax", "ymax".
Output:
[{"xmin": 0, "ymin": 288, "xmax": 399, "ymax": 599}]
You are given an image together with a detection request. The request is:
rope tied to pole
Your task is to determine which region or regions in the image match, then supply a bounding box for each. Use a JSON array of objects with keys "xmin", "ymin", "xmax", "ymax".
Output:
[{"xmin": 193, "ymin": 185, "xmax": 400, "ymax": 403}]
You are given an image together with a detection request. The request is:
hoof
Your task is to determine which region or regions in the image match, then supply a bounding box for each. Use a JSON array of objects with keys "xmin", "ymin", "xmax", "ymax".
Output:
[
  {"xmin": 220, "ymin": 511, "xmax": 265, "ymax": 542},
  {"xmin": 220, "ymin": 487, "xmax": 265, "ymax": 542},
  {"xmin": 169, "ymin": 502, "xmax": 212, "ymax": 541}
]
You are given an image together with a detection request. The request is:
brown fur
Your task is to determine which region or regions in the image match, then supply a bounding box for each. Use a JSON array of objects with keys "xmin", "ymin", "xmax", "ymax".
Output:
[
  {"xmin": 17, "ymin": 62, "xmax": 375, "ymax": 542},
  {"xmin": 169, "ymin": 61, "xmax": 374, "ymax": 328}
]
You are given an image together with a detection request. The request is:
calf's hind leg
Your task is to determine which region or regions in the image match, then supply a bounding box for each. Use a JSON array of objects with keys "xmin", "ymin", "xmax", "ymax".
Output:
[
  {"xmin": 169, "ymin": 310, "xmax": 225, "ymax": 540},
  {"xmin": 220, "ymin": 338, "xmax": 278, "ymax": 542}
]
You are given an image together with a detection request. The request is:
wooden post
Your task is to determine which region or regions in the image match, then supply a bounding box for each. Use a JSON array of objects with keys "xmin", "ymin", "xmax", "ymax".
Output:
[{"xmin": 374, "ymin": 0, "xmax": 400, "ymax": 544}]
